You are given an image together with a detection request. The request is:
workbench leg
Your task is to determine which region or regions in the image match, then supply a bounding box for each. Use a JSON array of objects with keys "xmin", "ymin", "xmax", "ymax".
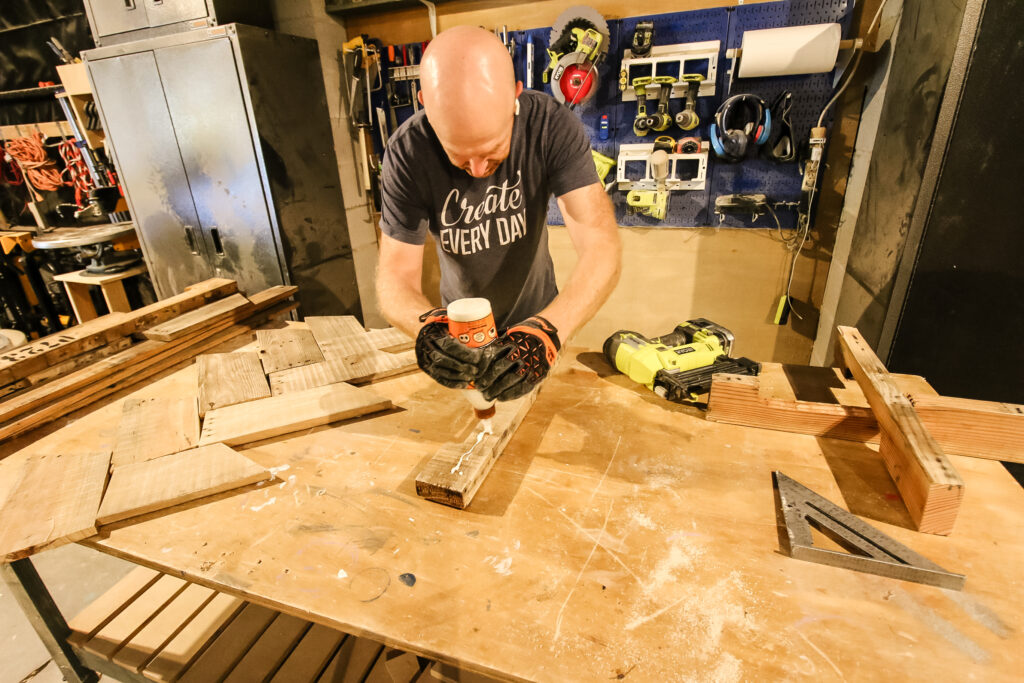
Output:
[
  {"xmin": 100, "ymin": 280, "xmax": 131, "ymax": 313},
  {"xmin": 63, "ymin": 281, "xmax": 98, "ymax": 323},
  {"xmin": 1, "ymin": 558, "xmax": 99, "ymax": 683}
]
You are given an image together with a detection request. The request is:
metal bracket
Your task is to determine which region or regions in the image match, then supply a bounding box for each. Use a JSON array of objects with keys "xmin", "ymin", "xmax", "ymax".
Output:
[
  {"xmin": 620, "ymin": 41, "xmax": 720, "ymax": 100},
  {"xmin": 773, "ymin": 472, "xmax": 966, "ymax": 590},
  {"xmin": 616, "ymin": 143, "xmax": 708, "ymax": 192}
]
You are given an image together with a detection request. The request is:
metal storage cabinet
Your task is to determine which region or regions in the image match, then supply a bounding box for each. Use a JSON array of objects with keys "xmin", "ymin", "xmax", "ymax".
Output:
[
  {"xmin": 84, "ymin": 0, "xmax": 272, "ymax": 47},
  {"xmin": 84, "ymin": 24, "xmax": 361, "ymax": 317}
]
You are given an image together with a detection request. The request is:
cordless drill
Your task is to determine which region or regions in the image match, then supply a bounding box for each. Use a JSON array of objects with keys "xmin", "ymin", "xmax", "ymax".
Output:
[{"xmin": 603, "ymin": 319, "xmax": 760, "ymax": 402}]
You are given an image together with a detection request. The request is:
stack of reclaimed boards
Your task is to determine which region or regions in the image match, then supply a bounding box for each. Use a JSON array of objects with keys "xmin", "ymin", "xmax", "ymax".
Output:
[
  {"xmin": 707, "ymin": 326, "xmax": 1024, "ymax": 536},
  {"xmin": 0, "ymin": 282, "xmax": 419, "ymax": 563},
  {"xmin": 0, "ymin": 278, "xmax": 296, "ymax": 442}
]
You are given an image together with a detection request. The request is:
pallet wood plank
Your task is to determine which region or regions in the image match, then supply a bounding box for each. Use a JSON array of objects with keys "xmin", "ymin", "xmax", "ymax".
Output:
[
  {"xmin": 0, "ymin": 299, "xmax": 297, "ymax": 442},
  {"xmin": 112, "ymin": 582, "xmax": 216, "ymax": 673},
  {"xmin": 143, "ymin": 592, "xmax": 246, "ymax": 682},
  {"xmin": 0, "ymin": 278, "xmax": 237, "ymax": 383},
  {"xmin": 24, "ymin": 336, "xmax": 133, "ymax": 386},
  {"xmin": 837, "ymin": 326, "xmax": 964, "ymax": 535},
  {"xmin": 317, "ymin": 636, "xmax": 384, "ymax": 683},
  {"xmin": 306, "ymin": 316, "xmax": 367, "ymax": 351},
  {"xmin": 82, "ymin": 574, "xmax": 188, "ymax": 661},
  {"xmin": 0, "ymin": 450, "xmax": 111, "ymax": 561},
  {"xmin": 67, "ymin": 566, "xmax": 162, "ymax": 648},
  {"xmin": 197, "ymin": 352, "xmax": 271, "ymax": 417},
  {"xmin": 112, "ymin": 397, "xmax": 200, "ymax": 468},
  {"xmin": 144, "ymin": 294, "xmax": 255, "ymax": 342},
  {"xmin": 199, "ymin": 382, "xmax": 392, "ymax": 447},
  {"xmin": 268, "ymin": 349, "xmax": 417, "ymax": 395},
  {"xmin": 177, "ymin": 603, "xmax": 278, "ymax": 683},
  {"xmin": 222, "ymin": 612, "xmax": 310, "ymax": 683},
  {"xmin": 256, "ymin": 328, "xmax": 325, "ymax": 374},
  {"xmin": 269, "ymin": 623, "xmax": 346, "ymax": 683},
  {"xmin": 415, "ymin": 390, "xmax": 538, "ymax": 509},
  {"xmin": 98, "ymin": 444, "xmax": 271, "ymax": 525},
  {"xmin": 364, "ymin": 327, "xmax": 413, "ymax": 353}
]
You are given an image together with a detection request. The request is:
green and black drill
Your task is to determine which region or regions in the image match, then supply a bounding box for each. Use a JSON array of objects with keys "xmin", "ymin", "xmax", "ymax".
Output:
[{"xmin": 603, "ymin": 319, "xmax": 760, "ymax": 402}]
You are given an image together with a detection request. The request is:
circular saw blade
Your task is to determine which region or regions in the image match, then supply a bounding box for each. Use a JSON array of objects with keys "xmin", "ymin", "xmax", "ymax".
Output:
[
  {"xmin": 552, "ymin": 52, "xmax": 600, "ymax": 105},
  {"xmin": 549, "ymin": 5, "xmax": 611, "ymax": 50}
]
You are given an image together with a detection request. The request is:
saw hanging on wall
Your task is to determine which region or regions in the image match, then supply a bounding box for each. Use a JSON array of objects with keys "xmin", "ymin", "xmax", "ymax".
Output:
[{"xmin": 543, "ymin": 6, "xmax": 610, "ymax": 109}]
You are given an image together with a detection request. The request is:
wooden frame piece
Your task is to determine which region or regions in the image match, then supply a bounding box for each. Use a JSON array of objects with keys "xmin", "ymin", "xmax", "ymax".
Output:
[
  {"xmin": 837, "ymin": 326, "xmax": 964, "ymax": 535},
  {"xmin": 706, "ymin": 364, "xmax": 1024, "ymax": 464}
]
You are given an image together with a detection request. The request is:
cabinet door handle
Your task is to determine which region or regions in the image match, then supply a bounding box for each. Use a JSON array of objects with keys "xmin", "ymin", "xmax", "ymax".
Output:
[
  {"xmin": 183, "ymin": 225, "xmax": 199, "ymax": 254},
  {"xmin": 124, "ymin": 0, "xmax": 136, "ymax": 9},
  {"xmin": 210, "ymin": 227, "xmax": 225, "ymax": 256}
]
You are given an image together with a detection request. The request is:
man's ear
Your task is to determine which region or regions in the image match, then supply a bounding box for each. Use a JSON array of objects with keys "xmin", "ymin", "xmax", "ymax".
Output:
[
  {"xmin": 515, "ymin": 81, "xmax": 524, "ymax": 98},
  {"xmin": 417, "ymin": 90, "xmax": 424, "ymax": 107}
]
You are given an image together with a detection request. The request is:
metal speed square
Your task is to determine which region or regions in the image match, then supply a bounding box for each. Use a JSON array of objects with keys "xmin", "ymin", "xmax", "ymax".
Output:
[{"xmin": 772, "ymin": 472, "xmax": 966, "ymax": 590}]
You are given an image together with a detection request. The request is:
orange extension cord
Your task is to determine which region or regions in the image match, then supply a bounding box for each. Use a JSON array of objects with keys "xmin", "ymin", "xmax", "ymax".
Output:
[
  {"xmin": 4, "ymin": 133, "xmax": 67, "ymax": 201},
  {"xmin": 58, "ymin": 138, "xmax": 93, "ymax": 207}
]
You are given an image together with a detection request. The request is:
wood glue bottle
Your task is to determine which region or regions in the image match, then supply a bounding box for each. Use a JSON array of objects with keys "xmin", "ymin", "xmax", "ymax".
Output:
[{"xmin": 446, "ymin": 298, "xmax": 497, "ymax": 420}]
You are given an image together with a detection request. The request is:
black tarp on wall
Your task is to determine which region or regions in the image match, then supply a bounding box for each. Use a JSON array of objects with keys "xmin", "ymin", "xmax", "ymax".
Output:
[{"xmin": 1, "ymin": 0, "xmax": 95, "ymax": 125}]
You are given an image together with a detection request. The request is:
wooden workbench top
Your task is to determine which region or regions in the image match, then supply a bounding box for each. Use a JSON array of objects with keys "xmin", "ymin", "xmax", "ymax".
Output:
[{"xmin": 3, "ymin": 346, "xmax": 1022, "ymax": 682}]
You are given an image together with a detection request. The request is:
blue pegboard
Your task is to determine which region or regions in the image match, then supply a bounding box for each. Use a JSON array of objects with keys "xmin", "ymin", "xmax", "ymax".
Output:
[{"xmin": 370, "ymin": 0, "xmax": 854, "ymax": 229}]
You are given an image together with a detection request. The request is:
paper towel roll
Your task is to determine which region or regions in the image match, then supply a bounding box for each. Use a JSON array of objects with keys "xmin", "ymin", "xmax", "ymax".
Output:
[{"xmin": 738, "ymin": 23, "xmax": 842, "ymax": 78}]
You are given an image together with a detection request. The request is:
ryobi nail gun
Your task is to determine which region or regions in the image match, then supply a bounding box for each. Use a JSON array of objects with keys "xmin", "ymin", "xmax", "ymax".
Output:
[{"xmin": 603, "ymin": 319, "xmax": 760, "ymax": 402}]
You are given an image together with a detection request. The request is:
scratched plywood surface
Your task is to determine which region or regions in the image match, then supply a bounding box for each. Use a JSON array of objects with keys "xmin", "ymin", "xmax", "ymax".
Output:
[
  {"xmin": 112, "ymin": 397, "xmax": 200, "ymax": 468},
  {"xmin": 44, "ymin": 350, "xmax": 1024, "ymax": 682}
]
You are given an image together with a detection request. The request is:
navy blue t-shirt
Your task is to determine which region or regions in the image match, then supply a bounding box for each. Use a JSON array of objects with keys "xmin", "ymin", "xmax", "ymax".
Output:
[{"xmin": 379, "ymin": 90, "xmax": 598, "ymax": 329}]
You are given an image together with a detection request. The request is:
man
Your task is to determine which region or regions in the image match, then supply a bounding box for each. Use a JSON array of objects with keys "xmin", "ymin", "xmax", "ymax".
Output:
[{"xmin": 376, "ymin": 25, "xmax": 620, "ymax": 402}]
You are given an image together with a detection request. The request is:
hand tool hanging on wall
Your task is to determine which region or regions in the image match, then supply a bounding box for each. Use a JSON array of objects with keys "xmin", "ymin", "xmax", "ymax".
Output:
[
  {"xmin": 604, "ymin": 319, "xmax": 760, "ymax": 403},
  {"xmin": 763, "ymin": 91, "xmax": 795, "ymax": 162},
  {"xmin": 674, "ymin": 74, "xmax": 704, "ymax": 131},
  {"xmin": 544, "ymin": 6, "xmax": 610, "ymax": 108},
  {"xmin": 625, "ymin": 145, "xmax": 670, "ymax": 219},
  {"xmin": 525, "ymin": 35, "xmax": 535, "ymax": 89},
  {"xmin": 631, "ymin": 76, "xmax": 675, "ymax": 136},
  {"xmin": 631, "ymin": 21, "xmax": 654, "ymax": 57}
]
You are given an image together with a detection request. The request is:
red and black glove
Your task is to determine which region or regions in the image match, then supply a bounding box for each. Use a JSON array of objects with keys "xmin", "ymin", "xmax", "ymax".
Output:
[
  {"xmin": 476, "ymin": 316, "xmax": 560, "ymax": 402},
  {"xmin": 415, "ymin": 308, "xmax": 488, "ymax": 389}
]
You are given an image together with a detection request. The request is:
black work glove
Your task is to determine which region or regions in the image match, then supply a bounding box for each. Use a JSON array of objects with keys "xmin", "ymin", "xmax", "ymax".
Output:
[
  {"xmin": 475, "ymin": 316, "xmax": 560, "ymax": 402},
  {"xmin": 415, "ymin": 308, "xmax": 489, "ymax": 389}
]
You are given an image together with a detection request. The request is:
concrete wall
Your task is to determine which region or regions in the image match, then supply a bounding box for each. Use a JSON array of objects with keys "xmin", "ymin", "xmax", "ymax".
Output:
[
  {"xmin": 272, "ymin": 0, "xmax": 387, "ymax": 327},
  {"xmin": 811, "ymin": 0, "xmax": 968, "ymax": 364}
]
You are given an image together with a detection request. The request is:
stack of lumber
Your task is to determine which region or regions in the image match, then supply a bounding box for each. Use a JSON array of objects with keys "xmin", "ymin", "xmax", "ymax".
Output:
[
  {"xmin": 707, "ymin": 326, "xmax": 1020, "ymax": 536},
  {"xmin": 0, "ymin": 279, "xmax": 297, "ymax": 442}
]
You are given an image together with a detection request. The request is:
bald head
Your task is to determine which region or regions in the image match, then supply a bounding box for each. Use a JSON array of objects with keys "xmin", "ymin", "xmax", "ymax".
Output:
[{"xmin": 420, "ymin": 26, "xmax": 523, "ymax": 177}]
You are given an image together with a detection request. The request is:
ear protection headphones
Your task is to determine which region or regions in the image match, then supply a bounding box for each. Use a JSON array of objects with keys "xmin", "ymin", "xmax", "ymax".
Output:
[{"xmin": 709, "ymin": 94, "xmax": 772, "ymax": 162}]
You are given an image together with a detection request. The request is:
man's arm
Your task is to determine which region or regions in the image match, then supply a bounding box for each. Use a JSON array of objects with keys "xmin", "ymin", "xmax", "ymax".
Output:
[
  {"xmin": 537, "ymin": 182, "xmax": 621, "ymax": 343},
  {"xmin": 376, "ymin": 233, "xmax": 434, "ymax": 337}
]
